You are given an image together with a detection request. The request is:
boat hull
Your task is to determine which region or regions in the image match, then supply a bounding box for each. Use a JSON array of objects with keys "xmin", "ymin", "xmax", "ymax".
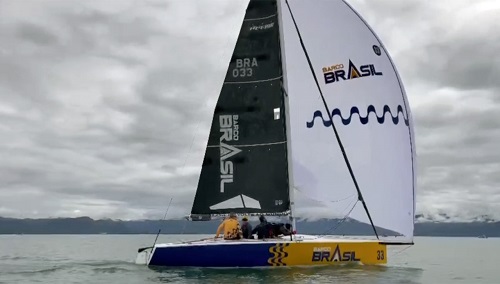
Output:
[{"xmin": 145, "ymin": 236, "xmax": 387, "ymax": 267}]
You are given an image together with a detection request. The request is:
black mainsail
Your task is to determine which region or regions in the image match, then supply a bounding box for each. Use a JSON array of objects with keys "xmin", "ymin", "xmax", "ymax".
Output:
[{"xmin": 190, "ymin": 0, "xmax": 290, "ymax": 219}]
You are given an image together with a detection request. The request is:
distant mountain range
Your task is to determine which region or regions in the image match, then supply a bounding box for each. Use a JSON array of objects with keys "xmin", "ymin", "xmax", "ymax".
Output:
[{"xmin": 0, "ymin": 216, "xmax": 499, "ymax": 237}]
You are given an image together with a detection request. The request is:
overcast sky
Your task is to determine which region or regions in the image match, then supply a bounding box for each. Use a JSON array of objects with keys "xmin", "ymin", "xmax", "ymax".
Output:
[{"xmin": 1, "ymin": 0, "xmax": 499, "ymax": 222}]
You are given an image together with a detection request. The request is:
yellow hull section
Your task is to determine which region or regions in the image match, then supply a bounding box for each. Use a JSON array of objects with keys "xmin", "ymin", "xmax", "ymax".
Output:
[{"xmin": 267, "ymin": 241, "xmax": 387, "ymax": 266}]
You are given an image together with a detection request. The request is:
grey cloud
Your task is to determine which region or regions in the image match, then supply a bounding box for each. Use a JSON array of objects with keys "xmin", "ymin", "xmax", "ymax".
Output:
[
  {"xmin": 1, "ymin": 0, "xmax": 499, "ymax": 222},
  {"xmin": 413, "ymin": 36, "xmax": 500, "ymax": 92},
  {"xmin": 15, "ymin": 23, "xmax": 58, "ymax": 46},
  {"xmin": 0, "ymin": 0, "xmax": 220, "ymax": 219},
  {"xmin": 354, "ymin": 0, "xmax": 500, "ymax": 93}
]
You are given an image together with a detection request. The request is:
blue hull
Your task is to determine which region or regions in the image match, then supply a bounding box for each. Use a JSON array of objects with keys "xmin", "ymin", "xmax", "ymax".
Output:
[{"xmin": 148, "ymin": 243, "xmax": 277, "ymax": 267}]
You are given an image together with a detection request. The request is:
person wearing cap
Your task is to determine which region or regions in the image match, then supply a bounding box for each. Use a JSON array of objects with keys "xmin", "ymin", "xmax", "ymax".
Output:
[
  {"xmin": 241, "ymin": 216, "xmax": 253, "ymax": 239},
  {"xmin": 214, "ymin": 212, "xmax": 242, "ymax": 240}
]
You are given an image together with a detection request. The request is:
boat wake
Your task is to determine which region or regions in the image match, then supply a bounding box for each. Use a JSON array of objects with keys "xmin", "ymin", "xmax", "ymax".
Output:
[{"xmin": 4, "ymin": 260, "xmax": 139, "ymax": 276}]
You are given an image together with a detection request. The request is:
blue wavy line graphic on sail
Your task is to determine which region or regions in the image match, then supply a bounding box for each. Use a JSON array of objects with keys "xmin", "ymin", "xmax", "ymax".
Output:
[{"xmin": 306, "ymin": 105, "xmax": 409, "ymax": 128}]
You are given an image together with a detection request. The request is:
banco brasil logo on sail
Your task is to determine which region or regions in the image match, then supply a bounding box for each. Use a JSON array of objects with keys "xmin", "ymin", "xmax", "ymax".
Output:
[
  {"xmin": 219, "ymin": 115, "xmax": 241, "ymax": 193},
  {"xmin": 322, "ymin": 59, "xmax": 382, "ymax": 84}
]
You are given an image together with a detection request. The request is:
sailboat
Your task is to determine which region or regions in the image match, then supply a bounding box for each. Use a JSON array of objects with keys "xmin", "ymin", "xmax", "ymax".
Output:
[{"xmin": 136, "ymin": 0, "xmax": 416, "ymax": 268}]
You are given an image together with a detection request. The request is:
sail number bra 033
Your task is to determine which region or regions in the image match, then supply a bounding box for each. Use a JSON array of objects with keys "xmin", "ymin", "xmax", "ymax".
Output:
[
  {"xmin": 219, "ymin": 115, "xmax": 242, "ymax": 193},
  {"xmin": 232, "ymin": 57, "xmax": 258, "ymax": 78}
]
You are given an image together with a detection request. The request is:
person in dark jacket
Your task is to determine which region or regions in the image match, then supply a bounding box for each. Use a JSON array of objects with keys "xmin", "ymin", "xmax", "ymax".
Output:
[
  {"xmin": 251, "ymin": 215, "xmax": 270, "ymax": 239},
  {"xmin": 269, "ymin": 222, "xmax": 292, "ymax": 237},
  {"xmin": 241, "ymin": 216, "xmax": 253, "ymax": 239}
]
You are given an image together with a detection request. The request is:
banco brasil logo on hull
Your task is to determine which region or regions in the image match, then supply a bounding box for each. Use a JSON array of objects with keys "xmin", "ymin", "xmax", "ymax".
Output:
[
  {"xmin": 312, "ymin": 245, "xmax": 360, "ymax": 262},
  {"xmin": 322, "ymin": 59, "xmax": 382, "ymax": 85}
]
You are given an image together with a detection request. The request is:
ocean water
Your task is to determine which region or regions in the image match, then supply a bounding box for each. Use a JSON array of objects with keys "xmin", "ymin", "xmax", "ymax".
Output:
[{"xmin": 0, "ymin": 234, "xmax": 497, "ymax": 284}]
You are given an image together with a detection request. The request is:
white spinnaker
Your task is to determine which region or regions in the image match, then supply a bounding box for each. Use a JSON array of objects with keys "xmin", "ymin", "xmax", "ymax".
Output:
[{"xmin": 279, "ymin": 0, "xmax": 416, "ymax": 242}]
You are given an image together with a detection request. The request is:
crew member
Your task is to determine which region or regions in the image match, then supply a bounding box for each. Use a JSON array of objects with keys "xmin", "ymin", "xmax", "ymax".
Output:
[
  {"xmin": 241, "ymin": 216, "xmax": 253, "ymax": 239},
  {"xmin": 214, "ymin": 212, "xmax": 242, "ymax": 240}
]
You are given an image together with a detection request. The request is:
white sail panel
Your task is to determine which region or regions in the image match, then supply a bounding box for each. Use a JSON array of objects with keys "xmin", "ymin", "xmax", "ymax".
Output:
[
  {"xmin": 209, "ymin": 194, "xmax": 262, "ymax": 210},
  {"xmin": 279, "ymin": 0, "xmax": 416, "ymax": 241}
]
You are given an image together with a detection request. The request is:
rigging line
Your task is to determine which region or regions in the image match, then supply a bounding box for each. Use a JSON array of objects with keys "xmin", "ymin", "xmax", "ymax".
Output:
[
  {"xmin": 207, "ymin": 140, "xmax": 286, "ymax": 148},
  {"xmin": 174, "ymin": 29, "xmax": 226, "ymax": 177},
  {"xmin": 393, "ymin": 245, "xmax": 412, "ymax": 255},
  {"xmin": 317, "ymin": 198, "xmax": 357, "ymax": 238},
  {"xmin": 138, "ymin": 197, "xmax": 173, "ymax": 253},
  {"xmin": 315, "ymin": 199, "xmax": 358, "ymax": 239},
  {"xmin": 243, "ymin": 13, "xmax": 277, "ymax": 22},
  {"xmin": 223, "ymin": 75, "xmax": 282, "ymax": 84},
  {"xmin": 152, "ymin": 197, "xmax": 173, "ymax": 246},
  {"xmin": 284, "ymin": 0, "xmax": 379, "ymax": 240},
  {"xmin": 176, "ymin": 24, "xmax": 233, "ymax": 175},
  {"xmin": 176, "ymin": 23, "xmax": 235, "ymax": 220}
]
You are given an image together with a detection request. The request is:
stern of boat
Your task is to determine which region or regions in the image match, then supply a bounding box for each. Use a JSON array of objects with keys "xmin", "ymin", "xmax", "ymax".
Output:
[{"xmin": 135, "ymin": 246, "xmax": 153, "ymax": 265}]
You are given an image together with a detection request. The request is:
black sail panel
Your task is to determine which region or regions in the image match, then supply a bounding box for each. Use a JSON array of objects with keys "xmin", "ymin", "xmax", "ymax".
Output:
[{"xmin": 190, "ymin": 0, "xmax": 290, "ymax": 219}]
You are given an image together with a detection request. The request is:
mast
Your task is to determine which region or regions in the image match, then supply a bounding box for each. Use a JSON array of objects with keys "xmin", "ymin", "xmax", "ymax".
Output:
[{"xmin": 277, "ymin": 0, "xmax": 296, "ymax": 232}]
